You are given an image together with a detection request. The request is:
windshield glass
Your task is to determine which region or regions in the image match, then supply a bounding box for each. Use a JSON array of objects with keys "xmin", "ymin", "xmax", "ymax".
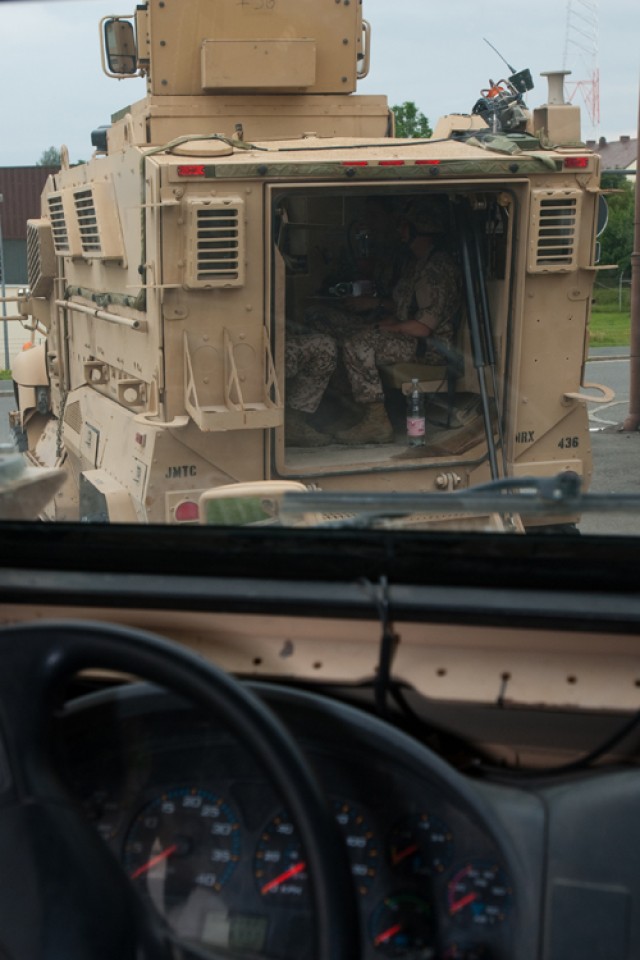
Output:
[{"xmin": 0, "ymin": 0, "xmax": 638, "ymax": 536}]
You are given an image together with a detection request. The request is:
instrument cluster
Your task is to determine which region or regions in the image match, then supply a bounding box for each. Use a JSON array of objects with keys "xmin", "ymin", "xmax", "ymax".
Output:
[{"xmin": 56, "ymin": 685, "xmax": 516, "ymax": 959}]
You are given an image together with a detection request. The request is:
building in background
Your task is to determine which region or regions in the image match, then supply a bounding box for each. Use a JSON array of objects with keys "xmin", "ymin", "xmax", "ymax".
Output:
[
  {"xmin": 587, "ymin": 135, "xmax": 637, "ymax": 175},
  {"xmin": 0, "ymin": 167, "xmax": 58, "ymax": 283},
  {"xmin": 0, "ymin": 167, "xmax": 57, "ymax": 369}
]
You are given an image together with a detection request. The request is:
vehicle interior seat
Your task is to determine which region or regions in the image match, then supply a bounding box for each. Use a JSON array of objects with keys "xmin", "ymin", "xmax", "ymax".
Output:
[{"xmin": 378, "ymin": 326, "xmax": 465, "ymax": 429}]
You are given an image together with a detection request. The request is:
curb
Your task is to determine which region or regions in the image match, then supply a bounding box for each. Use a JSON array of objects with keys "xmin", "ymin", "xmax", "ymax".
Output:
[{"xmin": 588, "ymin": 354, "xmax": 629, "ymax": 362}]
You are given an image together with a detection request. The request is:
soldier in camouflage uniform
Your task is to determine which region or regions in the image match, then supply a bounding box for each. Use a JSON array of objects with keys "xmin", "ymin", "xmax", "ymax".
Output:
[
  {"xmin": 285, "ymin": 333, "xmax": 338, "ymax": 446},
  {"xmin": 304, "ymin": 196, "xmax": 407, "ymax": 343},
  {"xmin": 284, "ymin": 198, "xmax": 405, "ymax": 446},
  {"xmin": 335, "ymin": 199, "xmax": 462, "ymax": 444}
]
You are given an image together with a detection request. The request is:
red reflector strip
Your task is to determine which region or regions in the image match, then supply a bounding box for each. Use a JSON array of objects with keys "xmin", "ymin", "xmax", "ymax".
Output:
[
  {"xmin": 175, "ymin": 501, "xmax": 200, "ymax": 522},
  {"xmin": 177, "ymin": 164, "xmax": 206, "ymax": 177},
  {"xmin": 414, "ymin": 159, "xmax": 441, "ymax": 166},
  {"xmin": 342, "ymin": 161, "xmax": 369, "ymax": 166},
  {"xmin": 378, "ymin": 160, "xmax": 405, "ymax": 166},
  {"xmin": 564, "ymin": 157, "xmax": 589, "ymax": 169}
]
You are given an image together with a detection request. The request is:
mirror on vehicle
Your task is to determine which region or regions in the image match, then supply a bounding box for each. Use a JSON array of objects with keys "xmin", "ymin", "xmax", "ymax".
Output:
[
  {"xmin": 104, "ymin": 18, "xmax": 137, "ymax": 76},
  {"xmin": 596, "ymin": 193, "xmax": 609, "ymax": 237}
]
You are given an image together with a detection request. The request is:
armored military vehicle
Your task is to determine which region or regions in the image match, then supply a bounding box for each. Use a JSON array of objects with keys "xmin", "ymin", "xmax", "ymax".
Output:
[{"xmin": 8, "ymin": 0, "xmax": 610, "ymax": 525}]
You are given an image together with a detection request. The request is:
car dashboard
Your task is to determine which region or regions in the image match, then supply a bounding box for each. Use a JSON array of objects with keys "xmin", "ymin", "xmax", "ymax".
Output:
[
  {"xmin": 56, "ymin": 681, "xmax": 532, "ymax": 960},
  {"xmin": 3, "ymin": 522, "xmax": 640, "ymax": 960}
]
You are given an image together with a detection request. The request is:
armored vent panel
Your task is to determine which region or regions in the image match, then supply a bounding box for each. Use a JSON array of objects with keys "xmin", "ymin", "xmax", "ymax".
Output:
[
  {"xmin": 185, "ymin": 199, "xmax": 245, "ymax": 289},
  {"xmin": 47, "ymin": 195, "xmax": 69, "ymax": 253},
  {"xmin": 64, "ymin": 400, "xmax": 82, "ymax": 435},
  {"xmin": 46, "ymin": 192, "xmax": 83, "ymax": 257},
  {"xmin": 74, "ymin": 189, "xmax": 101, "ymax": 253},
  {"xmin": 26, "ymin": 220, "xmax": 57, "ymax": 298},
  {"xmin": 72, "ymin": 182, "xmax": 125, "ymax": 260},
  {"xmin": 528, "ymin": 189, "xmax": 581, "ymax": 273}
]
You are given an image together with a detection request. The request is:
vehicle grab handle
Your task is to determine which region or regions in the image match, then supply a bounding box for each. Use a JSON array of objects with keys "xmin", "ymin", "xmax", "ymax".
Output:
[{"xmin": 564, "ymin": 382, "xmax": 615, "ymax": 404}]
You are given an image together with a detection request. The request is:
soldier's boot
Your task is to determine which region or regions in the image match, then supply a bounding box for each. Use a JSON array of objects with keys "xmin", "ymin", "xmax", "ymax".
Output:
[
  {"xmin": 285, "ymin": 409, "xmax": 332, "ymax": 447},
  {"xmin": 334, "ymin": 402, "xmax": 394, "ymax": 444}
]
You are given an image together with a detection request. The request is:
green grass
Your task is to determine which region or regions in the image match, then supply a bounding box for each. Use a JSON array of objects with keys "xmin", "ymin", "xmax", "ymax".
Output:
[
  {"xmin": 0, "ymin": 370, "xmax": 11, "ymax": 380},
  {"xmin": 589, "ymin": 309, "xmax": 631, "ymax": 347},
  {"xmin": 589, "ymin": 284, "xmax": 631, "ymax": 346}
]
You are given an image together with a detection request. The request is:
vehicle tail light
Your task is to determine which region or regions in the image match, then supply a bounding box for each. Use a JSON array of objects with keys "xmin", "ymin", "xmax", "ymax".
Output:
[
  {"xmin": 174, "ymin": 500, "xmax": 200, "ymax": 522},
  {"xmin": 564, "ymin": 157, "xmax": 589, "ymax": 169}
]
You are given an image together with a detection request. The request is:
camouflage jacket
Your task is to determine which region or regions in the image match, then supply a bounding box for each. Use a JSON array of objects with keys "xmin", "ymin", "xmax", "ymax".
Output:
[{"xmin": 393, "ymin": 247, "xmax": 462, "ymax": 362}]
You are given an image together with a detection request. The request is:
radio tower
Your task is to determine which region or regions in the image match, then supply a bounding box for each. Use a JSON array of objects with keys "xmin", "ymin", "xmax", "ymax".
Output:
[{"xmin": 563, "ymin": 0, "xmax": 600, "ymax": 132}]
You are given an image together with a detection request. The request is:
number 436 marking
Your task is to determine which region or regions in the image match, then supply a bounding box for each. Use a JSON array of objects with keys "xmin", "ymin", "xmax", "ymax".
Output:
[{"xmin": 558, "ymin": 436, "xmax": 580, "ymax": 449}]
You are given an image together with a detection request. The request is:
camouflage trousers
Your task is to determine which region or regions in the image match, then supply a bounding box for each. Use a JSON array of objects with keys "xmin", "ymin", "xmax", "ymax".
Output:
[
  {"xmin": 285, "ymin": 333, "xmax": 338, "ymax": 414},
  {"xmin": 304, "ymin": 303, "xmax": 378, "ymax": 341},
  {"xmin": 341, "ymin": 327, "xmax": 417, "ymax": 404}
]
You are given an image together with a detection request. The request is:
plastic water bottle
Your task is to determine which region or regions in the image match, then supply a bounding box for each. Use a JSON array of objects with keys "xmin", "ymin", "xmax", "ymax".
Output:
[{"xmin": 406, "ymin": 378, "xmax": 426, "ymax": 446}]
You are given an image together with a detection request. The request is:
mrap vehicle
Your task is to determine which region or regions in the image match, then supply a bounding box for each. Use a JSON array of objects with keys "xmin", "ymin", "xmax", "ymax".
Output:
[
  {"xmin": 5, "ymin": 8, "xmax": 640, "ymax": 960},
  {"xmin": 9, "ymin": 0, "xmax": 610, "ymax": 526}
]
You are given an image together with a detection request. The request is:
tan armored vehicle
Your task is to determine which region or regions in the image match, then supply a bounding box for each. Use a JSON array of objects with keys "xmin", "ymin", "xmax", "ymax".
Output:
[{"xmin": 8, "ymin": 0, "xmax": 609, "ymax": 526}]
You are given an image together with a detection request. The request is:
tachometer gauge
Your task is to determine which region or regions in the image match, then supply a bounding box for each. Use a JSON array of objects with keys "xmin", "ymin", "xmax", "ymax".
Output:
[
  {"xmin": 254, "ymin": 811, "xmax": 309, "ymax": 902},
  {"xmin": 255, "ymin": 800, "xmax": 379, "ymax": 900},
  {"xmin": 388, "ymin": 813, "xmax": 454, "ymax": 877},
  {"xmin": 370, "ymin": 893, "xmax": 436, "ymax": 956},
  {"xmin": 447, "ymin": 861, "xmax": 512, "ymax": 927},
  {"xmin": 123, "ymin": 787, "xmax": 242, "ymax": 910},
  {"xmin": 333, "ymin": 798, "xmax": 380, "ymax": 895}
]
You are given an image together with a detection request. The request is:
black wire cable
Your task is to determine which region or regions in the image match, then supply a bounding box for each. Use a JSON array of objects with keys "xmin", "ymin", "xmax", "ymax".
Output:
[
  {"xmin": 360, "ymin": 577, "xmax": 398, "ymax": 718},
  {"xmin": 482, "ymin": 707, "xmax": 640, "ymax": 780},
  {"xmin": 358, "ymin": 574, "xmax": 640, "ymax": 777}
]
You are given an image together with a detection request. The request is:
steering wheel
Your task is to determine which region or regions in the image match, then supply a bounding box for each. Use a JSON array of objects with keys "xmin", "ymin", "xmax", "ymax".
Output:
[{"xmin": 0, "ymin": 620, "xmax": 360, "ymax": 960}]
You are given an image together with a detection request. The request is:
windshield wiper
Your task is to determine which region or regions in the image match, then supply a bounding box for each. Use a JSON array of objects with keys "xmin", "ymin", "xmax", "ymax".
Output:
[{"xmin": 280, "ymin": 472, "xmax": 640, "ymax": 529}]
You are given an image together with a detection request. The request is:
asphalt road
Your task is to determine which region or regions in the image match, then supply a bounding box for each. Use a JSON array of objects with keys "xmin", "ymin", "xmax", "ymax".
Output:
[
  {"xmin": 580, "ymin": 350, "xmax": 640, "ymax": 534},
  {"xmin": 585, "ymin": 349, "xmax": 633, "ymax": 432}
]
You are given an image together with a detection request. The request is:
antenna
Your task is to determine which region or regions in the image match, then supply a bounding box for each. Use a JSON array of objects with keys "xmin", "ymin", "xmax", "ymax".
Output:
[
  {"xmin": 483, "ymin": 38, "xmax": 516, "ymax": 75},
  {"xmin": 482, "ymin": 39, "xmax": 533, "ymax": 97}
]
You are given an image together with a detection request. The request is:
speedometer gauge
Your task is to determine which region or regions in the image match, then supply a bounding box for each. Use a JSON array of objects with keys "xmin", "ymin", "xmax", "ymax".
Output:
[{"xmin": 123, "ymin": 787, "xmax": 242, "ymax": 910}]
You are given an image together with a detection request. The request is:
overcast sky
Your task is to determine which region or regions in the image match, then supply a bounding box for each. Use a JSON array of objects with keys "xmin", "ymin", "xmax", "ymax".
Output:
[{"xmin": 0, "ymin": 0, "xmax": 637, "ymax": 167}]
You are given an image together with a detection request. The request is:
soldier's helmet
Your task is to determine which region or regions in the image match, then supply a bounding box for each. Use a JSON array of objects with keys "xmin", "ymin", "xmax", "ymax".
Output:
[{"xmin": 402, "ymin": 199, "xmax": 448, "ymax": 235}]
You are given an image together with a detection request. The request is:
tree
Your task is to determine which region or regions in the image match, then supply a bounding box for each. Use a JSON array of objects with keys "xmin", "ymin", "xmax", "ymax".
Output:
[
  {"xmin": 599, "ymin": 173, "xmax": 635, "ymax": 275},
  {"xmin": 36, "ymin": 146, "xmax": 61, "ymax": 168},
  {"xmin": 391, "ymin": 102, "xmax": 432, "ymax": 139}
]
